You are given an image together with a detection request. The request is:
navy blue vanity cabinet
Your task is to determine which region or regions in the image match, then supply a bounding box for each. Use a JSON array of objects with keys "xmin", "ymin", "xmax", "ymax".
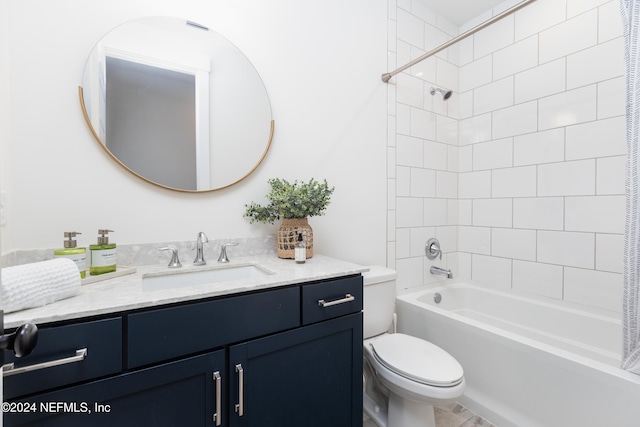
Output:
[
  {"xmin": 127, "ymin": 286, "xmax": 301, "ymax": 369},
  {"xmin": 3, "ymin": 350, "xmax": 225, "ymax": 426},
  {"xmin": 3, "ymin": 274, "xmax": 363, "ymax": 427},
  {"xmin": 3, "ymin": 318, "xmax": 123, "ymax": 400},
  {"xmin": 228, "ymin": 275, "xmax": 363, "ymax": 427},
  {"xmin": 229, "ymin": 313, "xmax": 362, "ymax": 427}
]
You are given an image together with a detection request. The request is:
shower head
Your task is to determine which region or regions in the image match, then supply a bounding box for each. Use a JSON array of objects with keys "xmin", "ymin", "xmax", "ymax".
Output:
[{"xmin": 430, "ymin": 87, "xmax": 452, "ymax": 100}]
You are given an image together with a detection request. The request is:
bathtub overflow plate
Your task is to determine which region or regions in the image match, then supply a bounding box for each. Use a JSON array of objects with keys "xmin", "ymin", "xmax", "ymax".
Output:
[{"xmin": 434, "ymin": 292, "xmax": 442, "ymax": 304}]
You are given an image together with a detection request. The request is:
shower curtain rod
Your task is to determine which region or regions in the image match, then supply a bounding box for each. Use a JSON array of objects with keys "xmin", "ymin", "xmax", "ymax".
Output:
[{"xmin": 382, "ymin": 0, "xmax": 538, "ymax": 83}]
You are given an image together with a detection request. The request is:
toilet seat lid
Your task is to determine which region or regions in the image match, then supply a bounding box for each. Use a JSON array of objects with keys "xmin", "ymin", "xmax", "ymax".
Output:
[{"xmin": 371, "ymin": 333, "xmax": 463, "ymax": 387}]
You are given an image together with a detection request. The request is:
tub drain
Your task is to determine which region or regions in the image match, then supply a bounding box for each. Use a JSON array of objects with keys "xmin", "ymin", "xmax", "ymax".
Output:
[{"xmin": 434, "ymin": 292, "xmax": 442, "ymax": 304}]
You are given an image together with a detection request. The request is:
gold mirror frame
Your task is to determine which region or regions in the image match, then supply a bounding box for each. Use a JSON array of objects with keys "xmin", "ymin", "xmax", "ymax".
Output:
[
  {"xmin": 80, "ymin": 86, "xmax": 274, "ymax": 193},
  {"xmin": 79, "ymin": 17, "xmax": 274, "ymax": 193}
]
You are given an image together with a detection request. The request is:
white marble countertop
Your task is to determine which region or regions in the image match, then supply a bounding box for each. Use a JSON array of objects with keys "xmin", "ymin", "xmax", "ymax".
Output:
[{"xmin": 4, "ymin": 254, "xmax": 368, "ymax": 329}]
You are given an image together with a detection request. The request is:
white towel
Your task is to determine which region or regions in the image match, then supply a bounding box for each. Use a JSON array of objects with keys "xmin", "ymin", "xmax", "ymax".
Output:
[{"xmin": 1, "ymin": 258, "xmax": 81, "ymax": 314}]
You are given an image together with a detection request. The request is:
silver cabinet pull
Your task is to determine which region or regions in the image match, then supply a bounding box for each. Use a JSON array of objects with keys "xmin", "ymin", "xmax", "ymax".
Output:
[
  {"xmin": 318, "ymin": 293, "xmax": 355, "ymax": 308},
  {"xmin": 2, "ymin": 348, "xmax": 87, "ymax": 377},
  {"xmin": 235, "ymin": 364, "xmax": 244, "ymax": 416},
  {"xmin": 213, "ymin": 371, "xmax": 222, "ymax": 426}
]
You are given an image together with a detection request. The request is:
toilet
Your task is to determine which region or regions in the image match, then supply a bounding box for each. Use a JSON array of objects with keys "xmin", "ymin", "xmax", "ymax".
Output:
[{"xmin": 362, "ymin": 266, "xmax": 465, "ymax": 427}]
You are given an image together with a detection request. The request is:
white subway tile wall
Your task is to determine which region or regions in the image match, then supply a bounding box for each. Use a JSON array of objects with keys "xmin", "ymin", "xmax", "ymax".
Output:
[{"xmin": 387, "ymin": 0, "xmax": 624, "ymax": 312}]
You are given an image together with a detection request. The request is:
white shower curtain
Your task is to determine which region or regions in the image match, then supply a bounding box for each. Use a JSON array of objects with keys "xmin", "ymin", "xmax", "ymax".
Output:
[{"xmin": 621, "ymin": 0, "xmax": 640, "ymax": 374}]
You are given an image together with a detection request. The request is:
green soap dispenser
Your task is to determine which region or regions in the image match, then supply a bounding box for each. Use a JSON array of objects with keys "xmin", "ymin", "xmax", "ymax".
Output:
[
  {"xmin": 90, "ymin": 229, "xmax": 117, "ymax": 276},
  {"xmin": 54, "ymin": 232, "xmax": 87, "ymax": 278}
]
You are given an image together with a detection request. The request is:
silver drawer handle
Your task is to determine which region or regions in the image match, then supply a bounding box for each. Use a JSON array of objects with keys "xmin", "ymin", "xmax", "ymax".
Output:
[
  {"xmin": 318, "ymin": 293, "xmax": 355, "ymax": 308},
  {"xmin": 235, "ymin": 364, "xmax": 244, "ymax": 417},
  {"xmin": 213, "ymin": 371, "xmax": 222, "ymax": 426},
  {"xmin": 2, "ymin": 348, "xmax": 88, "ymax": 377}
]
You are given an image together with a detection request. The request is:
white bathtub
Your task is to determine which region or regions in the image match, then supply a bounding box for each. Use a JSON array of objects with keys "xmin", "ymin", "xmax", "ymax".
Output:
[{"xmin": 395, "ymin": 280, "xmax": 640, "ymax": 427}]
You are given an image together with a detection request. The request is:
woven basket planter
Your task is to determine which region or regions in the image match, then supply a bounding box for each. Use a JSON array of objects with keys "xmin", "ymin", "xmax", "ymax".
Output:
[{"xmin": 277, "ymin": 218, "xmax": 313, "ymax": 259}]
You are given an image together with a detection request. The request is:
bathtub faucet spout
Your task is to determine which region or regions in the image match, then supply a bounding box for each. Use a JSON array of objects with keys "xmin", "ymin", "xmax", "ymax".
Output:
[{"xmin": 430, "ymin": 266, "xmax": 452, "ymax": 279}]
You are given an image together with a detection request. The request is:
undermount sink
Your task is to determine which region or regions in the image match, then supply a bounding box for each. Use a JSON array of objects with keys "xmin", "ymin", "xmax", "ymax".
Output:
[{"xmin": 142, "ymin": 264, "xmax": 272, "ymax": 291}]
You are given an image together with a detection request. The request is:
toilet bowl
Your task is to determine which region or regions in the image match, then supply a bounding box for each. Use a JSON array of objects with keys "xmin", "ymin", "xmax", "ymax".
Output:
[{"xmin": 362, "ymin": 266, "xmax": 465, "ymax": 427}]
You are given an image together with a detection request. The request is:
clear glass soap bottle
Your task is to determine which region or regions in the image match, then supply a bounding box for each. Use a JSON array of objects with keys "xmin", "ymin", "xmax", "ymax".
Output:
[
  {"xmin": 295, "ymin": 233, "xmax": 306, "ymax": 264},
  {"xmin": 90, "ymin": 229, "xmax": 117, "ymax": 275},
  {"xmin": 54, "ymin": 231, "xmax": 87, "ymax": 278}
]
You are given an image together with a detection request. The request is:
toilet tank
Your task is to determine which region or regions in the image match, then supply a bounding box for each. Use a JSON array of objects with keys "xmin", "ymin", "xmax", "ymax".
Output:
[{"xmin": 362, "ymin": 266, "xmax": 397, "ymax": 339}]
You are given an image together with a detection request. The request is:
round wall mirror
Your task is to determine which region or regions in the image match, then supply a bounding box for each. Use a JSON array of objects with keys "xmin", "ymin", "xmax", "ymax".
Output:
[{"xmin": 80, "ymin": 16, "xmax": 274, "ymax": 192}]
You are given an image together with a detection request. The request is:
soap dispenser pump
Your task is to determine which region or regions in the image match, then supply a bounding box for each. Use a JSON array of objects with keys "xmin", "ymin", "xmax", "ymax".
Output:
[
  {"xmin": 89, "ymin": 229, "xmax": 116, "ymax": 276},
  {"xmin": 295, "ymin": 232, "xmax": 306, "ymax": 264},
  {"xmin": 54, "ymin": 232, "xmax": 87, "ymax": 278}
]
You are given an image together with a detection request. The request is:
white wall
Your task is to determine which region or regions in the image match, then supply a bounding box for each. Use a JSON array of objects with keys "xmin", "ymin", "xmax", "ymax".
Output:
[
  {"xmin": 0, "ymin": 1, "xmax": 9, "ymax": 246},
  {"xmin": 389, "ymin": 0, "xmax": 625, "ymax": 313},
  {"xmin": 0, "ymin": 0, "xmax": 388, "ymax": 267},
  {"xmin": 0, "ymin": 3, "xmax": 6, "ymax": 416}
]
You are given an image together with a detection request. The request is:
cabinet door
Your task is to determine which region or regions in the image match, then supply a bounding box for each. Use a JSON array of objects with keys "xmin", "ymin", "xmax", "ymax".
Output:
[
  {"xmin": 229, "ymin": 313, "xmax": 363, "ymax": 427},
  {"xmin": 4, "ymin": 350, "xmax": 225, "ymax": 427}
]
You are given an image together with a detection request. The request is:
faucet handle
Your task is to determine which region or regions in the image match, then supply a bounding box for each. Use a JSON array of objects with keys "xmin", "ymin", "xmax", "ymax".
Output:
[
  {"xmin": 218, "ymin": 242, "xmax": 239, "ymax": 263},
  {"xmin": 159, "ymin": 246, "xmax": 182, "ymax": 268},
  {"xmin": 425, "ymin": 238, "xmax": 442, "ymax": 261}
]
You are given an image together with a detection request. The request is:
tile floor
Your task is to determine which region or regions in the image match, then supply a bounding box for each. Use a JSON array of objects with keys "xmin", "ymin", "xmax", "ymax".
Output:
[{"xmin": 363, "ymin": 402, "xmax": 496, "ymax": 427}]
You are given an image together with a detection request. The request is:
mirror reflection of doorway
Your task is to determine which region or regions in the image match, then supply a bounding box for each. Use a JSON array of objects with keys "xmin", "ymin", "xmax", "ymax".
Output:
[{"xmin": 105, "ymin": 57, "xmax": 197, "ymax": 190}]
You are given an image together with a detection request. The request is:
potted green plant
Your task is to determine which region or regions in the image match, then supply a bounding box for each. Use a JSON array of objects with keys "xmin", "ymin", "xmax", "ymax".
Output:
[{"xmin": 244, "ymin": 178, "xmax": 334, "ymax": 259}]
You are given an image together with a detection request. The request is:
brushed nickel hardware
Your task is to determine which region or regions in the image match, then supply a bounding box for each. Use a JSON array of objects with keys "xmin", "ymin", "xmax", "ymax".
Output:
[
  {"xmin": 213, "ymin": 371, "xmax": 222, "ymax": 426},
  {"xmin": 3, "ymin": 348, "xmax": 87, "ymax": 377},
  {"xmin": 235, "ymin": 364, "xmax": 244, "ymax": 416},
  {"xmin": 318, "ymin": 294, "xmax": 355, "ymax": 308}
]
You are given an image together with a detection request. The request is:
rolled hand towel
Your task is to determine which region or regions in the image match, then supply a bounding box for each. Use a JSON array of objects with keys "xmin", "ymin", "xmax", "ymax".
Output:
[{"xmin": 1, "ymin": 258, "xmax": 81, "ymax": 314}]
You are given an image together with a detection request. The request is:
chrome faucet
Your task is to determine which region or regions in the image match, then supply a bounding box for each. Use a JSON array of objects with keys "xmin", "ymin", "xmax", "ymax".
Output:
[
  {"xmin": 193, "ymin": 232, "xmax": 209, "ymax": 266},
  {"xmin": 218, "ymin": 242, "xmax": 239, "ymax": 263},
  {"xmin": 430, "ymin": 266, "xmax": 452, "ymax": 279},
  {"xmin": 159, "ymin": 247, "xmax": 182, "ymax": 268}
]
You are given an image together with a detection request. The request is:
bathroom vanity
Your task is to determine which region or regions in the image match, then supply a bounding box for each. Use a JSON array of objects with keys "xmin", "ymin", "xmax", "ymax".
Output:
[{"xmin": 2, "ymin": 255, "xmax": 364, "ymax": 426}]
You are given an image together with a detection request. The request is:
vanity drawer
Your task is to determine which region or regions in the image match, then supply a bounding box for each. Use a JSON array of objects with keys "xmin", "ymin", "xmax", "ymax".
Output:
[
  {"xmin": 302, "ymin": 275, "xmax": 363, "ymax": 325},
  {"xmin": 127, "ymin": 286, "xmax": 300, "ymax": 368},
  {"xmin": 4, "ymin": 317, "xmax": 123, "ymax": 400}
]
